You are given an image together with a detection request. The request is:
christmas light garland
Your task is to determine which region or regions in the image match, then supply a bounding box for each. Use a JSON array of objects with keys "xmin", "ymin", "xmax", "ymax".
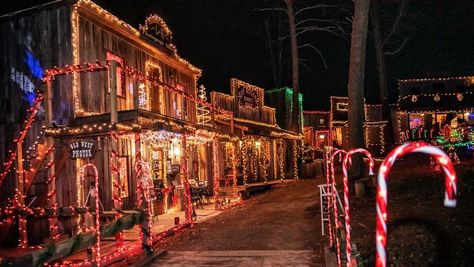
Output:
[
  {"xmin": 375, "ymin": 142, "xmax": 457, "ymax": 267},
  {"xmin": 342, "ymin": 148, "xmax": 375, "ymax": 267}
]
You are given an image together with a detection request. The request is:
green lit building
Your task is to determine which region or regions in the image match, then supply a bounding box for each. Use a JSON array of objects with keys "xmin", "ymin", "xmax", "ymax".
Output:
[{"xmin": 265, "ymin": 87, "xmax": 303, "ymax": 133}]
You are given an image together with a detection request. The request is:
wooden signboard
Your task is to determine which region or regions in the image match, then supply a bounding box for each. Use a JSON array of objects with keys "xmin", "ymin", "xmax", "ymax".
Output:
[{"xmin": 69, "ymin": 140, "xmax": 95, "ymax": 159}]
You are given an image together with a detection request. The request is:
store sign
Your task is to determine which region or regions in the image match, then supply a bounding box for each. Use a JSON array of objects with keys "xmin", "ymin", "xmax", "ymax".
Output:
[
  {"xmin": 237, "ymin": 85, "xmax": 259, "ymax": 109},
  {"xmin": 139, "ymin": 14, "xmax": 176, "ymax": 54},
  {"xmin": 69, "ymin": 140, "xmax": 95, "ymax": 159}
]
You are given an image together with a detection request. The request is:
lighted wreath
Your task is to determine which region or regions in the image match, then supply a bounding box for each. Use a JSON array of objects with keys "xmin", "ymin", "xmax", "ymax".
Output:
[
  {"xmin": 411, "ymin": 95, "xmax": 418, "ymax": 102},
  {"xmin": 434, "ymin": 94, "xmax": 441, "ymax": 102},
  {"xmin": 456, "ymin": 93, "xmax": 464, "ymax": 101}
]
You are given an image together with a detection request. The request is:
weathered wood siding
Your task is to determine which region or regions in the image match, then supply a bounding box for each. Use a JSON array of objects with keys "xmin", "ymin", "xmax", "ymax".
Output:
[
  {"xmin": 0, "ymin": 5, "xmax": 73, "ymax": 202},
  {"xmin": 76, "ymin": 14, "xmax": 197, "ymax": 123}
]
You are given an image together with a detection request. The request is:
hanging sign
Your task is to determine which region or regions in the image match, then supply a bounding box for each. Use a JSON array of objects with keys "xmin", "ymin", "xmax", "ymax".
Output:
[
  {"xmin": 69, "ymin": 140, "xmax": 96, "ymax": 159},
  {"xmin": 237, "ymin": 85, "xmax": 259, "ymax": 109},
  {"xmin": 139, "ymin": 14, "xmax": 177, "ymax": 54}
]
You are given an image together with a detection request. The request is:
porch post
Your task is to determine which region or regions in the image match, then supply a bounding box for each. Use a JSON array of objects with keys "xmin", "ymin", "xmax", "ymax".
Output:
[
  {"xmin": 180, "ymin": 135, "xmax": 192, "ymax": 223},
  {"xmin": 109, "ymin": 60, "xmax": 123, "ymax": 245},
  {"xmin": 45, "ymin": 80, "xmax": 59, "ymax": 240}
]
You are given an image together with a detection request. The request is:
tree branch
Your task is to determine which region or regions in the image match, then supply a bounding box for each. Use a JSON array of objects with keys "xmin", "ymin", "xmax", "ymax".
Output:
[
  {"xmin": 382, "ymin": 0, "xmax": 407, "ymax": 47},
  {"xmin": 298, "ymin": 44, "xmax": 328, "ymax": 69},
  {"xmin": 254, "ymin": 7, "xmax": 288, "ymax": 13},
  {"xmin": 295, "ymin": 4, "xmax": 337, "ymax": 17}
]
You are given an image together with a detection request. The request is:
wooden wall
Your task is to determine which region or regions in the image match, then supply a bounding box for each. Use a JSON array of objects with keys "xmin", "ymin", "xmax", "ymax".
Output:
[
  {"xmin": 0, "ymin": 5, "xmax": 73, "ymax": 204},
  {"xmin": 76, "ymin": 14, "xmax": 197, "ymax": 123}
]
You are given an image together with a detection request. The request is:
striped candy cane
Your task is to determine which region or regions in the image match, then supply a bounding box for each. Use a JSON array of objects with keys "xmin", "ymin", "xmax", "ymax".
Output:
[
  {"xmin": 375, "ymin": 142, "xmax": 457, "ymax": 267},
  {"xmin": 331, "ymin": 149, "xmax": 347, "ymax": 267},
  {"xmin": 80, "ymin": 163, "xmax": 101, "ymax": 266},
  {"xmin": 342, "ymin": 148, "xmax": 375, "ymax": 267},
  {"xmin": 325, "ymin": 149, "xmax": 334, "ymax": 248}
]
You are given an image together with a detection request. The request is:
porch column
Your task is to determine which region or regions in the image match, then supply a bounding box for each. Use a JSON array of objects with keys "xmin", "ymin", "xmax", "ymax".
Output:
[
  {"xmin": 212, "ymin": 141, "xmax": 220, "ymax": 208},
  {"xmin": 109, "ymin": 60, "xmax": 123, "ymax": 245},
  {"xmin": 180, "ymin": 135, "xmax": 192, "ymax": 223},
  {"xmin": 45, "ymin": 80, "xmax": 59, "ymax": 240},
  {"xmin": 135, "ymin": 132, "xmax": 152, "ymax": 250}
]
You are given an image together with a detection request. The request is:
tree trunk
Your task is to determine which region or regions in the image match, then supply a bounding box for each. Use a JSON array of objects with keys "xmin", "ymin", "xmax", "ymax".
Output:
[
  {"xmin": 285, "ymin": 0, "xmax": 300, "ymax": 134},
  {"xmin": 371, "ymin": 0, "xmax": 394, "ymax": 150},
  {"xmin": 347, "ymin": 0, "xmax": 370, "ymax": 179},
  {"xmin": 264, "ymin": 19, "xmax": 279, "ymax": 89}
]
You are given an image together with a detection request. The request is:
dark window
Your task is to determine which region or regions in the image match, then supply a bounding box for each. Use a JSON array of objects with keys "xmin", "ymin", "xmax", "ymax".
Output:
[
  {"xmin": 410, "ymin": 87, "xmax": 421, "ymax": 95},
  {"xmin": 433, "ymin": 82, "xmax": 445, "ymax": 93}
]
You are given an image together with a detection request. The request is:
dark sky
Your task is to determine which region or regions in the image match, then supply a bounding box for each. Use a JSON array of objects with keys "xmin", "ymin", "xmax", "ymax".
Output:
[{"xmin": 1, "ymin": 0, "xmax": 473, "ymax": 110}]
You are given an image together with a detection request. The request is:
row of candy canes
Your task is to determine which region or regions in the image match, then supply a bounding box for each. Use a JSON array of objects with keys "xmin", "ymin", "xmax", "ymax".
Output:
[
  {"xmin": 326, "ymin": 142, "xmax": 457, "ymax": 267},
  {"xmin": 399, "ymin": 128, "xmax": 435, "ymax": 142}
]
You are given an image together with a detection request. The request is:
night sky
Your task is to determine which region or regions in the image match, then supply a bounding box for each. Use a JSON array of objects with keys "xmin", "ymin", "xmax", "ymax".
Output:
[{"xmin": 1, "ymin": 0, "xmax": 473, "ymax": 110}]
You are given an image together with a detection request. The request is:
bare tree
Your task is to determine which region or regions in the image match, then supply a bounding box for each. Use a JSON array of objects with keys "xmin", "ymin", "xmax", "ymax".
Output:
[{"xmin": 347, "ymin": 0, "xmax": 370, "ymax": 179}]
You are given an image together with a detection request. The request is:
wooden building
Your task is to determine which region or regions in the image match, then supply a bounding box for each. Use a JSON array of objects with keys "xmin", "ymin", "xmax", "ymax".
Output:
[
  {"xmin": 211, "ymin": 79, "xmax": 302, "ymax": 192},
  {"xmin": 0, "ymin": 0, "xmax": 232, "ymax": 258},
  {"xmin": 331, "ymin": 96, "xmax": 388, "ymax": 155},
  {"xmin": 395, "ymin": 76, "xmax": 474, "ymax": 143},
  {"xmin": 302, "ymin": 111, "xmax": 331, "ymax": 149},
  {"xmin": 264, "ymin": 87, "xmax": 303, "ymax": 132}
]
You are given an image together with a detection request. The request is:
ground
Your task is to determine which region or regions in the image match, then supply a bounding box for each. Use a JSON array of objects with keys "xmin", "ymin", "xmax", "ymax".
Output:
[
  {"xmin": 348, "ymin": 156, "xmax": 474, "ymax": 266},
  {"xmin": 143, "ymin": 156, "xmax": 474, "ymax": 266},
  {"xmin": 147, "ymin": 179, "xmax": 326, "ymax": 266}
]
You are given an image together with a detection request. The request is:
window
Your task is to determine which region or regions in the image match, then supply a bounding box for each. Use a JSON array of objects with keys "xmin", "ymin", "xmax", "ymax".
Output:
[
  {"xmin": 410, "ymin": 86, "xmax": 421, "ymax": 95},
  {"xmin": 106, "ymin": 51, "xmax": 125, "ymax": 98},
  {"xmin": 319, "ymin": 118, "xmax": 325, "ymax": 125},
  {"xmin": 336, "ymin": 102, "xmax": 348, "ymax": 111}
]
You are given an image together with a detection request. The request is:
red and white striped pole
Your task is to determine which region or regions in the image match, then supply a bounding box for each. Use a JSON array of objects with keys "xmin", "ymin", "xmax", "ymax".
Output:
[
  {"xmin": 80, "ymin": 163, "xmax": 101, "ymax": 266},
  {"xmin": 330, "ymin": 149, "xmax": 347, "ymax": 267},
  {"xmin": 375, "ymin": 142, "xmax": 457, "ymax": 267},
  {"xmin": 325, "ymin": 149, "xmax": 333, "ymax": 248},
  {"xmin": 342, "ymin": 148, "xmax": 375, "ymax": 267}
]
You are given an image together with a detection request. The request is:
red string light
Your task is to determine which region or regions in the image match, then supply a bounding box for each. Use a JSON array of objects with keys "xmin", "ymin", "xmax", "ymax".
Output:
[
  {"xmin": 342, "ymin": 148, "xmax": 375, "ymax": 267},
  {"xmin": 375, "ymin": 142, "xmax": 457, "ymax": 267},
  {"xmin": 330, "ymin": 149, "xmax": 347, "ymax": 267}
]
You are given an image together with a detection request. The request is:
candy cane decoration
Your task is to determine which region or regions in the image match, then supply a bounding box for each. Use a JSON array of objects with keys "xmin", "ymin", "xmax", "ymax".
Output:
[
  {"xmin": 418, "ymin": 128, "xmax": 423, "ymax": 139},
  {"xmin": 342, "ymin": 148, "xmax": 375, "ymax": 267},
  {"xmin": 399, "ymin": 132, "xmax": 406, "ymax": 143},
  {"xmin": 331, "ymin": 149, "xmax": 347, "ymax": 267},
  {"xmin": 424, "ymin": 129, "xmax": 428, "ymax": 140},
  {"xmin": 80, "ymin": 163, "xmax": 101, "ymax": 266},
  {"xmin": 375, "ymin": 142, "xmax": 457, "ymax": 267},
  {"xmin": 412, "ymin": 129, "xmax": 417, "ymax": 140},
  {"xmin": 324, "ymin": 149, "xmax": 333, "ymax": 248},
  {"xmin": 430, "ymin": 128, "xmax": 435, "ymax": 139}
]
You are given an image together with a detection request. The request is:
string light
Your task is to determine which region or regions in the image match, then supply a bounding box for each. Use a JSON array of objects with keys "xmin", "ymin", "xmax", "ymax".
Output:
[
  {"xmin": 375, "ymin": 142, "xmax": 457, "ymax": 267},
  {"xmin": 330, "ymin": 149, "xmax": 347, "ymax": 267},
  {"xmin": 342, "ymin": 148, "xmax": 375, "ymax": 267}
]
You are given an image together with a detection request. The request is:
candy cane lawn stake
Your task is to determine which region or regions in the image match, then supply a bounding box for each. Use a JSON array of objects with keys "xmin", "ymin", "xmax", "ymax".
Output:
[
  {"xmin": 375, "ymin": 142, "xmax": 457, "ymax": 267},
  {"xmin": 80, "ymin": 163, "xmax": 101, "ymax": 266},
  {"xmin": 331, "ymin": 149, "xmax": 347, "ymax": 267},
  {"xmin": 324, "ymin": 149, "xmax": 334, "ymax": 248},
  {"xmin": 342, "ymin": 148, "xmax": 375, "ymax": 267}
]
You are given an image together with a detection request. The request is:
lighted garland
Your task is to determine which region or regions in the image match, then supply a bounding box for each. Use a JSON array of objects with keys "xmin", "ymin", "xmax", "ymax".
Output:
[
  {"xmin": 292, "ymin": 141, "xmax": 299, "ymax": 180},
  {"xmin": 278, "ymin": 140, "xmax": 285, "ymax": 180},
  {"xmin": 110, "ymin": 131, "xmax": 124, "ymax": 245},
  {"xmin": 241, "ymin": 140, "xmax": 249, "ymax": 186},
  {"xmin": 180, "ymin": 136, "xmax": 193, "ymax": 223},
  {"xmin": 213, "ymin": 141, "xmax": 221, "ymax": 207},
  {"xmin": 324, "ymin": 149, "xmax": 334, "ymax": 248},
  {"xmin": 342, "ymin": 148, "xmax": 375, "ymax": 266},
  {"xmin": 375, "ymin": 142, "xmax": 457, "ymax": 267},
  {"xmin": 0, "ymin": 94, "xmax": 44, "ymax": 186}
]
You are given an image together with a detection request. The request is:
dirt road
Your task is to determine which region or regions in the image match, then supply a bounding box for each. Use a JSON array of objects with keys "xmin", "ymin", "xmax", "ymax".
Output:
[{"xmin": 147, "ymin": 178, "xmax": 327, "ymax": 266}]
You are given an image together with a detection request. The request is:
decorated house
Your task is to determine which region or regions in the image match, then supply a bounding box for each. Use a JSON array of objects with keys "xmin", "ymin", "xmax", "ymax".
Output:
[
  {"xmin": 302, "ymin": 111, "xmax": 331, "ymax": 149},
  {"xmin": 0, "ymin": 0, "xmax": 233, "ymax": 262},
  {"xmin": 210, "ymin": 79, "xmax": 302, "ymax": 193},
  {"xmin": 264, "ymin": 87, "xmax": 303, "ymax": 133},
  {"xmin": 395, "ymin": 76, "xmax": 474, "ymax": 160},
  {"xmin": 330, "ymin": 96, "xmax": 388, "ymax": 155}
]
